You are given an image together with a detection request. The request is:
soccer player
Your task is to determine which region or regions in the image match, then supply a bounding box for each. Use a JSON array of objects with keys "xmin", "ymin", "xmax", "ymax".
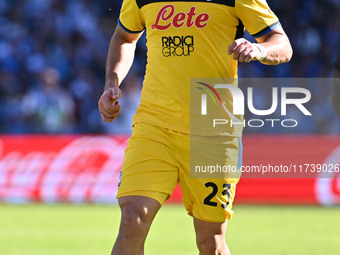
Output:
[
  {"xmin": 333, "ymin": 49, "xmax": 340, "ymax": 119},
  {"xmin": 98, "ymin": 0, "xmax": 292, "ymax": 254}
]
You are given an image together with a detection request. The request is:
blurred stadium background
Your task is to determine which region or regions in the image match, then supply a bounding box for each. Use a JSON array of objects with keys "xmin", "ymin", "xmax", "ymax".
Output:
[{"xmin": 1, "ymin": 0, "xmax": 340, "ymax": 254}]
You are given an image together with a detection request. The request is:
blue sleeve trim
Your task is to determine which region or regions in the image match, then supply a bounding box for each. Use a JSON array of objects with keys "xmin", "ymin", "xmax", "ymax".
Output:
[
  {"xmin": 252, "ymin": 21, "xmax": 280, "ymax": 38},
  {"xmin": 118, "ymin": 19, "xmax": 144, "ymax": 34},
  {"xmin": 237, "ymin": 137, "xmax": 243, "ymax": 169}
]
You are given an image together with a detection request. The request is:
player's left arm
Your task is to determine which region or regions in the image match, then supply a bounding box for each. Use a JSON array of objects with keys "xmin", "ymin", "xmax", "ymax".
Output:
[{"xmin": 228, "ymin": 26, "xmax": 293, "ymax": 65}]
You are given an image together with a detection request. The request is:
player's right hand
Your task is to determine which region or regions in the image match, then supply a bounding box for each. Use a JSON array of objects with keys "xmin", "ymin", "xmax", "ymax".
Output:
[{"xmin": 98, "ymin": 87, "xmax": 121, "ymax": 122}]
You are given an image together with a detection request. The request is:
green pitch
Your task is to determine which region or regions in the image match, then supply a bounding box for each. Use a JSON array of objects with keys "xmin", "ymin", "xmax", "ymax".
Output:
[{"xmin": 1, "ymin": 204, "xmax": 340, "ymax": 255}]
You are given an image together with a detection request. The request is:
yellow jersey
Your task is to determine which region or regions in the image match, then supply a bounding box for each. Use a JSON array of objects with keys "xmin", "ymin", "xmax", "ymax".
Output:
[{"xmin": 118, "ymin": 0, "xmax": 279, "ymax": 136}]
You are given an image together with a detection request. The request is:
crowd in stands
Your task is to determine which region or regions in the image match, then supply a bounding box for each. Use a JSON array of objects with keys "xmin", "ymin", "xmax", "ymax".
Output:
[{"xmin": 0, "ymin": 0, "xmax": 339, "ymax": 134}]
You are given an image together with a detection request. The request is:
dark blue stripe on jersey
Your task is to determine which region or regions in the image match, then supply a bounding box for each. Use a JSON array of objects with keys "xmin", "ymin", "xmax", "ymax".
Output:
[
  {"xmin": 136, "ymin": 0, "xmax": 235, "ymax": 9},
  {"xmin": 252, "ymin": 21, "xmax": 280, "ymax": 38},
  {"xmin": 234, "ymin": 19, "xmax": 244, "ymax": 40},
  {"xmin": 118, "ymin": 19, "xmax": 145, "ymax": 33}
]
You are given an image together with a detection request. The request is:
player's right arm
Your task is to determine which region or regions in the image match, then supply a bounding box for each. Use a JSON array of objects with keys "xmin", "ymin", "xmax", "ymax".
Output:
[{"xmin": 98, "ymin": 26, "xmax": 143, "ymax": 122}]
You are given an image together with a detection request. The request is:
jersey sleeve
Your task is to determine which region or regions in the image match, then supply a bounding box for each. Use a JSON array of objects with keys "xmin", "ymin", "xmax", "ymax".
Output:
[
  {"xmin": 235, "ymin": 0, "xmax": 280, "ymax": 38},
  {"xmin": 118, "ymin": 0, "xmax": 145, "ymax": 33}
]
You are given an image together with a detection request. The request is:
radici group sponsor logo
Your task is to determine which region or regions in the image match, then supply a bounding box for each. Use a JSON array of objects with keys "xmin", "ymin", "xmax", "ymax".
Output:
[
  {"xmin": 152, "ymin": 5, "xmax": 210, "ymax": 57},
  {"xmin": 162, "ymin": 35, "xmax": 194, "ymax": 57},
  {"xmin": 195, "ymin": 80, "xmax": 312, "ymax": 129}
]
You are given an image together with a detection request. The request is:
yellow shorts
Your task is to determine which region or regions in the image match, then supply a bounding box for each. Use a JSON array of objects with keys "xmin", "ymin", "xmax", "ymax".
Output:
[{"xmin": 117, "ymin": 122, "xmax": 242, "ymax": 222}]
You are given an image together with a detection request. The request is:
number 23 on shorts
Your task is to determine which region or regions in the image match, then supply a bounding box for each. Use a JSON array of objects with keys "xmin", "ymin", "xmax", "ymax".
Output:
[{"xmin": 204, "ymin": 182, "xmax": 232, "ymax": 209}]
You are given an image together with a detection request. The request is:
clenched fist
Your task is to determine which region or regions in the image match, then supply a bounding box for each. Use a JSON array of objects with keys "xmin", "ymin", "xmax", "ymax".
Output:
[
  {"xmin": 228, "ymin": 38, "xmax": 266, "ymax": 62},
  {"xmin": 98, "ymin": 87, "xmax": 121, "ymax": 122}
]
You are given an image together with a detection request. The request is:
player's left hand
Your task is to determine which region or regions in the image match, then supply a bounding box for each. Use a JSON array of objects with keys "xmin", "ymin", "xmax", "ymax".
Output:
[{"xmin": 228, "ymin": 38, "xmax": 262, "ymax": 62}]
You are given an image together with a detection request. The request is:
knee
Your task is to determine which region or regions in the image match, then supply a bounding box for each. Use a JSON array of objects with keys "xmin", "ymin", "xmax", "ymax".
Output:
[
  {"xmin": 120, "ymin": 205, "xmax": 147, "ymax": 233},
  {"xmin": 196, "ymin": 237, "xmax": 230, "ymax": 255},
  {"xmin": 119, "ymin": 203, "xmax": 150, "ymax": 239}
]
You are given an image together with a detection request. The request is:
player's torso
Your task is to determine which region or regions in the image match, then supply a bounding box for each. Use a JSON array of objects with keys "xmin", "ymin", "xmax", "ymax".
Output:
[
  {"xmin": 120, "ymin": 0, "xmax": 278, "ymax": 134},
  {"xmin": 132, "ymin": 0, "xmax": 243, "ymax": 133}
]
